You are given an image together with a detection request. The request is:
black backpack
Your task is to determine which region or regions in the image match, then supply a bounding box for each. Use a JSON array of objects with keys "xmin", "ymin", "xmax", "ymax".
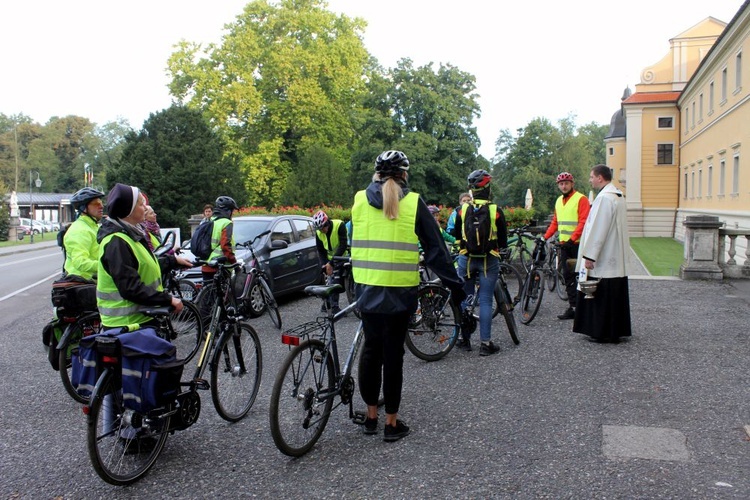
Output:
[
  {"xmin": 462, "ymin": 202, "xmax": 493, "ymax": 256},
  {"xmin": 190, "ymin": 220, "xmax": 214, "ymax": 260}
]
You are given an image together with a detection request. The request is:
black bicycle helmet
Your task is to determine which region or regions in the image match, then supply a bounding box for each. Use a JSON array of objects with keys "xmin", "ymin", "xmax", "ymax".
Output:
[
  {"xmin": 467, "ymin": 169, "xmax": 492, "ymax": 189},
  {"xmin": 215, "ymin": 196, "xmax": 239, "ymax": 211},
  {"xmin": 375, "ymin": 150, "xmax": 410, "ymax": 175},
  {"xmin": 70, "ymin": 187, "xmax": 105, "ymax": 212}
]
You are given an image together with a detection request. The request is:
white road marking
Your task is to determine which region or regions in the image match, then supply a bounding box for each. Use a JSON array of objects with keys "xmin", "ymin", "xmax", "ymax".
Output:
[{"xmin": 0, "ymin": 271, "xmax": 61, "ymax": 302}]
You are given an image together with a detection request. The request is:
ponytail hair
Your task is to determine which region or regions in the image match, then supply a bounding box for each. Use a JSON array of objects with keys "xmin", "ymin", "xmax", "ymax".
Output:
[{"xmin": 373, "ymin": 172, "xmax": 407, "ymax": 220}]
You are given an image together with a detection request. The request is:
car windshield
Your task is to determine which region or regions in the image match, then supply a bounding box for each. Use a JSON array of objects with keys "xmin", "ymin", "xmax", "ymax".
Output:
[{"xmin": 233, "ymin": 219, "xmax": 271, "ymax": 247}]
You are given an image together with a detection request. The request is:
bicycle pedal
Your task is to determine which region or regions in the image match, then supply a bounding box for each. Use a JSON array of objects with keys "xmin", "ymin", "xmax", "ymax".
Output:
[
  {"xmin": 193, "ymin": 378, "xmax": 210, "ymax": 390},
  {"xmin": 351, "ymin": 411, "xmax": 366, "ymax": 425}
]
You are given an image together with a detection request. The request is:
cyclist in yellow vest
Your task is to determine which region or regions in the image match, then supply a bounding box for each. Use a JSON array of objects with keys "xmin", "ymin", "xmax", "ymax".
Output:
[
  {"xmin": 352, "ymin": 150, "xmax": 465, "ymax": 442},
  {"xmin": 63, "ymin": 187, "xmax": 105, "ymax": 280},
  {"xmin": 543, "ymin": 172, "xmax": 591, "ymax": 320},
  {"xmin": 313, "ymin": 210, "xmax": 348, "ymax": 314},
  {"xmin": 200, "ymin": 196, "xmax": 239, "ymax": 284},
  {"xmin": 450, "ymin": 169, "xmax": 509, "ymax": 356},
  {"xmin": 96, "ymin": 183, "xmax": 193, "ymax": 329}
]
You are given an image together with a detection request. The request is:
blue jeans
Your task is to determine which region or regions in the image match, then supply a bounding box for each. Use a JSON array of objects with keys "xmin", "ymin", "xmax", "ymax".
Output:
[{"xmin": 457, "ymin": 254, "xmax": 499, "ymax": 342}]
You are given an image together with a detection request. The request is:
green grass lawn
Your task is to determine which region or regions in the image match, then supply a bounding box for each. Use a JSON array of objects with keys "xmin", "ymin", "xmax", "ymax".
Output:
[{"xmin": 630, "ymin": 237, "xmax": 684, "ymax": 276}]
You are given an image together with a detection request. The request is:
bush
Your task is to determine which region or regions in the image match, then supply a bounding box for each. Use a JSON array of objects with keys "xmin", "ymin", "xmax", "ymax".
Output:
[{"xmin": 0, "ymin": 204, "xmax": 9, "ymax": 242}]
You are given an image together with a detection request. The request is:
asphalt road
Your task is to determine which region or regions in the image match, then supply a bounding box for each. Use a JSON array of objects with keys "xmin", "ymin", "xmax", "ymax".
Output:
[{"xmin": 0, "ymin": 261, "xmax": 748, "ymax": 498}]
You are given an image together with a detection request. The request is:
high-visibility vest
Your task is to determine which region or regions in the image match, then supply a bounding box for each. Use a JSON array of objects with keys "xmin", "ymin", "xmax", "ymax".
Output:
[
  {"xmin": 555, "ymin": 191, "xmax": 585, "ymax": 242},
  {"xmin": 97, "ymin": 233, "xmax": 163, "ymax": 327},
  {"xmin": 208, "ymin": 217, "xmax": 234, "ymax": 261},
  {"xmin": 317, "ymin": 219, "xmax": 344, "ymax": 260},
  {"xmin": 63, "ymin": 215, "xmax": 100, "ymax": 279},
  {"xmin": 351, "ymin": 191, "xmax": 420, "ymax": 287}
]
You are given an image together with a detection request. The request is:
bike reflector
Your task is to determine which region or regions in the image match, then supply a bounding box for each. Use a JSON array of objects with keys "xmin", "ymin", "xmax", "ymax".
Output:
[{"xmin": 281, "ymin": 334, "xmax": 300, "ymax": 346}]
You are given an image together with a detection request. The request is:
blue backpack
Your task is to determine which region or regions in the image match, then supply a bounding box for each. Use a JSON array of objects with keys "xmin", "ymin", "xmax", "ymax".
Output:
[{"xmin": 190, "ymin": 220, "xmax": 214, "ymax": 260}]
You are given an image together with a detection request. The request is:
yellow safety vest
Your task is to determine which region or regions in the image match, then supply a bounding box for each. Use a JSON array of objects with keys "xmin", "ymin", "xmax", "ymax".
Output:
[
  {"xmin": 317, "ymin": 219, "xmax": 345, "ymax": 260},
  {"xmin": 63, "ymin": 215, "xmax": 100, "ymax": 280},
  {"xmin": 351, "ymin": 191, "xmax": 420, "ymax": 287},
  {"xmin": 208, "ymin": 217, "xmax": 234, "ymax": 261},
  {"xmin": 555, "ymin": 191, "xmax": 585, "ymax": 242},
  {"xmin": 97, "ymin": 233, "xmax": 163, "ymax": 327}
]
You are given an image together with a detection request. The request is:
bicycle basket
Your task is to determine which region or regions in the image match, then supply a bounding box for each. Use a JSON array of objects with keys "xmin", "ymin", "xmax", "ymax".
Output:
[{"xmin": 232, "ymin": 267, "xmax": 255, "ymax": 300}]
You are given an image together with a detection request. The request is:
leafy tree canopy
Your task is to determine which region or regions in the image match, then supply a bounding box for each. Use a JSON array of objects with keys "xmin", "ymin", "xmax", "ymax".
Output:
[
  {"xmin": 167, "ymin": 0, "xmax": 370, "ymax": 206},
  {"xmin": 492, "ymin": 115, "xmax": 608, "ymax": 215},
  {"xmin": 109, "ymin": 105, "xmax": 247, "ymax": 230}
]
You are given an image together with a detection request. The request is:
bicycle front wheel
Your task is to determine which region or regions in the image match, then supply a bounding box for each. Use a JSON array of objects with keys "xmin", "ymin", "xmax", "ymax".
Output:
[
  {"xmin": 406, "ymin": 284, "xmax": 460, "ymax": 361},
  {"xmin": 59, "ymin": 312, "xmax": 102, "ymax": 404},
  {"xmin": 499, "ymin": 262, "xmax": 523, "ymax": 306},
  {"xmin": 555, "ymin": 254, "xmax": 567, "ymax": 301},
  {"xmin": 168, "ymin": 301, "xmax": 203, "ymax": 364},
  {"xmin": 259, "ymin": 277, "xmax": 282, "ymax": 329},
  {"xmin": 520, "ymin": 268, "xmax": 545, "ymax": 325},
  {"xmin": 87, "ymin": 371, "xmax": 170, "ymax": 486},
  {"xmin": 269, "ymin": 339, "xmax": 335, "ymax": 457},
  {"xmin": 210, "ymin": 322, "xmax": 263, "ymax": 422},
  {"xmin": 496, "ymin": 283, "xmax": 520, "ymax": 345}
]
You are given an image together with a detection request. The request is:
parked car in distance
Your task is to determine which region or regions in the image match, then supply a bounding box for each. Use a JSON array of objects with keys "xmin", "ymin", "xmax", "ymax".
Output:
[
  {"xmin": 19, "ymin": 217, "xmax": 49, "ymax": 234},
  {"xmin": 182, "ymin": 215, "xmax": 323, "ymax": 317},
  {"xmin": 16, "ymin": 223, "xmax": 32, "ymax": 239}
]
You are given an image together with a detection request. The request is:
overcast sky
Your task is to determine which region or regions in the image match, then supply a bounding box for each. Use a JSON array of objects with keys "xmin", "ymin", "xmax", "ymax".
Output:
[{"xmin": 1, "ymin": 0, "xmax": 744, "ymax": 160}]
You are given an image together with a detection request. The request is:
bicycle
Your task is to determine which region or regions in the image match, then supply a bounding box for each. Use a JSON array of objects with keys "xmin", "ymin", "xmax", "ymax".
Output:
[
  {"xmin": 544, "ymin": 238, "xmax": 567, "ymax": 301},
  {"xmin": 518, "ymin": 236, "xmax": 548, "ymax": 325},
  {"xmin": 84, "ymin": 307, "xmax": 212, "ymax": 485},
  {"xmin": 190, "ymin": 258, "xmax": 263, "ymax": 422},
  {"xmin": 331, "ymin": 255, "xmax": 359, "ymax": 318},
  {"xmin": 460, "ymin": 264, "xmax": 520, "ymax": 346},
  {"xmin": 269, "ymin": 285, "xmax": 369, "ymax": 457},
  {"xmin": 233, "ymin": 230, "xmax": 282, "ymax": 329},
  {"xmin": 506, "ymin": 226, "xmax": 536, "ymax": 275}
]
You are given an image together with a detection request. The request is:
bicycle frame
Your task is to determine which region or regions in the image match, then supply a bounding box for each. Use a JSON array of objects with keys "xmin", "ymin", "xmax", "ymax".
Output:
[{"xmin": 280, "ymin": 298, "xmax": 363, "ymax": 411}]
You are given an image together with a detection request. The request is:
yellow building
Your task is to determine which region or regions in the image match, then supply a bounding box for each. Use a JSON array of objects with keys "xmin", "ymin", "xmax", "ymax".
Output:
[{"xmin": 605, "ymin": 12, "xmax": 750, "ymax": 238}]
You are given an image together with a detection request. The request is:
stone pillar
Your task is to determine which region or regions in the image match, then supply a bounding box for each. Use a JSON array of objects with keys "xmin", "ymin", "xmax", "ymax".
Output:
[{"xmin": 679, "ymin": 215, "xmax": 724, "ymax": 280}]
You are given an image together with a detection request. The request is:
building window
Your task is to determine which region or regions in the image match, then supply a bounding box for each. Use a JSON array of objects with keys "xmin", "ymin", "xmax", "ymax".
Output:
[
  {"xmin": 698, "ymin": 169, "xmax": 703, "ymax": 197},
  {"xmin": 733, "ymin": 155, "xmax": 740, "ymax": 194},
  {"xmin": 690, "ymin": 171, "xmax": 695, "ymax": 198},
  {"xmin": 709, "ymin": 81, "xmax": 715, "ymax": 113},
  {"xmin": 719, "ymin": 159, "xmax": 726, "ymax": 195},
  {"xmin": 657, "ymin": 116, "xmax": 673, "ymax": 128},
  {"xmin": 657, "ymin": 144, "xmax": 674, "ymax": 165},
  {"xmin": 722, "ymin": 67, "xmax": 728, "ymax": 102},
  {"xmin": 708, "ymin": 165, "xmax": 713, "ymax": 196},
  {"xmin": 683, "ymin": 172, "xmax": 688, "ymax": 199},
  {"xmin": 691, "ymin": 102, "xmax": 696, "ymax": 128},
  {"xmin": 685, "ymin": 109, "xmax": 689, "ymax": 133},
  {"xmin": 609, "ymin": 147, "xmax": 614, "ymax": 156},
  {"xmin": 736, "ymin": 51, "xmax": 742, "ymax": 89},
  {"xmin": 699, "ymin": 94, "xmax": 704, "ymax": 122}
]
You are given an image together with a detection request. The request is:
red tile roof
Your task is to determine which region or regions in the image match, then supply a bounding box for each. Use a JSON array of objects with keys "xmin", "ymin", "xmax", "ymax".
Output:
[{"xmin": 623, "ymin": 91, "xmax": 682, "ymax": 104}]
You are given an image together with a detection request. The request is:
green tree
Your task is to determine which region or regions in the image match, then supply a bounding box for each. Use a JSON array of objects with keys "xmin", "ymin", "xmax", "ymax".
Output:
[
  {"xmin": 110, "ymin": 105, "xmax": 246, "ymax": 230},
  {"xmin": 493, "ymin": 116, "xmax": 607, "ymax": 215},
  {"xmin": 352, "ymin": 59, "xmax": 483, "ymax": 205},
  {"xmin": 0, "ymin": 114, "xmax": 36, "ymax": 192},
  {"xmin": 282, "ymin": 143, "xmax": 350, "ymax": 206},
  {"xmin": 0, "ymin": 179, "xmax": 9, "ymax": 241},
  {"xmin": 167, "ymin": 0, "xmax": 370, "ymax": 206}
]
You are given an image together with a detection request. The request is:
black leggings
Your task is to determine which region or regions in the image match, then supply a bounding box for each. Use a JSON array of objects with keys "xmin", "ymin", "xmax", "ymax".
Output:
[{"xmin": 358, "ymin": 311, "xmax": 411, "ymax": 415}]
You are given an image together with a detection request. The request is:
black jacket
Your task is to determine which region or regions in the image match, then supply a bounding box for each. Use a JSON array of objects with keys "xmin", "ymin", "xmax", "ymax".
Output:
[
  {"xmin": 354, "ymin": 181, "xmax": 465, "ymax": 314},
  {"xmin": 97, "ymin": 217, "xmax": 176, "ymax": 308}
]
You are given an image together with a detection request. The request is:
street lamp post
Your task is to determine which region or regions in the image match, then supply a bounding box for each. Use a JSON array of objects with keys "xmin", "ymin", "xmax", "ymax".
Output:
[{"xmin": 29, "ymin": 170, "xmax": 41, "ymax": 244}]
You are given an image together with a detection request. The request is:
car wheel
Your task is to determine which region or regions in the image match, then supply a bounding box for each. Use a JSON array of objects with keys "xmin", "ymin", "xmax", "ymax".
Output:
[{"xmin": 246, "ymin": 281, "xmax": 267, "ymax": 317}]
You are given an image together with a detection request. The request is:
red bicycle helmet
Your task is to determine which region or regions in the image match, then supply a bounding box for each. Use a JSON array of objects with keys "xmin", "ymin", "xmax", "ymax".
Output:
[
  {"xmin": 467, "ymin": 170, "xmax": 492, "ymax": 189},
  {"xmin": 556, "ymin": 172, "xmax": 574, "ymax": 183}
]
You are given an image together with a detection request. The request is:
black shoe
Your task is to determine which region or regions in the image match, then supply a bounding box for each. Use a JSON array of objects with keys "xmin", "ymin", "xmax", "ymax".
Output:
[
  {"xmin": 363, "ymin": 417, "xmax": 378, "ymax": 435},
  {"xmin": 557, "ymin": 307, "xmax": 575, "ymax": 320},
  {"xmin": 455, "ymin": 338, "xmax": 472, "ymax": 351},
  {"xmin": 383, "ymin": 420, "xmax": 411, "ymax": 442},
  {"xmin": 331, "ymin": 305, "xmax": 342, "ymax": 315},
  {"xmin": 479, "ymin": 341, "xmax": 500, "ymax": 357},
  {"xmin": 320, "ymin": 303, "xmax": 328, "ymax": 313}
]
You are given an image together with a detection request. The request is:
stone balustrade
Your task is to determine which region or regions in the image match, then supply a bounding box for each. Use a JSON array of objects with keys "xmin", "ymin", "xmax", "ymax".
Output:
[{"xmin": 680, "ymin": 214, "xmax": 750, "ymax": 279}]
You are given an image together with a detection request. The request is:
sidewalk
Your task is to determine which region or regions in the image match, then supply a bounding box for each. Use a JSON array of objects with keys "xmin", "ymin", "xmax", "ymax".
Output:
[{"xmin": 0, "ymin": 238, "xmax": 60, "ymax": 257}]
